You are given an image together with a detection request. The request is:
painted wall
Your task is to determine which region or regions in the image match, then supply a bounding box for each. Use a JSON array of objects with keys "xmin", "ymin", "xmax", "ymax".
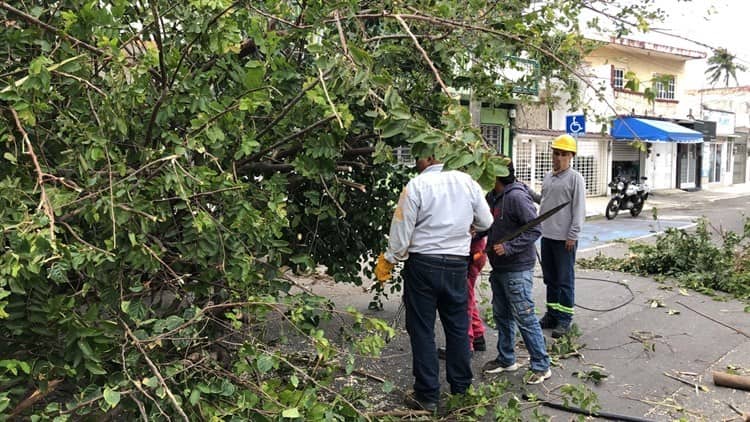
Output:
[
  {"xmin": 690, "ymin": 87, "xmax": 750, "ymax": 129},
  {"xmin": 644, "ymin": 143, "xmax": 677, "ymax": 189},
  {"xmin": 586, "ymin": 45, "xmax": 690, "ymax": 118},
  {"xmin": 515, "ymin": 103, "xmax": 547, "ymax": 129}
]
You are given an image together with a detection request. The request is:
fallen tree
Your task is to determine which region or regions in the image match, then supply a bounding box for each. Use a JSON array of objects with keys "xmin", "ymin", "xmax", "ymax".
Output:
[{"xmin": 1, "ymin": 0, "xmax": 670, "ymax": 419}]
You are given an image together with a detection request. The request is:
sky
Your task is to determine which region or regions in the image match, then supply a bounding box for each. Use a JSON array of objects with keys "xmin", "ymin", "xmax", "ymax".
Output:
[
  {"xmin": 642, "ymin": 0, "xmax": 750, "ymax": 87},
  {"xmin": 578, "ymin": 0, "xmax": 750, "ymax": 88}
]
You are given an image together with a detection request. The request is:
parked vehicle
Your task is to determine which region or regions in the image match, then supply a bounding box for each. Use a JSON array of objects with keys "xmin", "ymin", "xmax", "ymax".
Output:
[{"xmin": 605, "ymin": 176, "xmax": 650, "ymax": 220}]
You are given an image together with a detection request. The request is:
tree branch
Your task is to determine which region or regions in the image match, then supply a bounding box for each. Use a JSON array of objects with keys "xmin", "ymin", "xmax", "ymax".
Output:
[
  {"xmin": 122, "ymin": 322, "xmax": 190, "ymax": 422},
  {"xmin": 254, "ymin": 74, "xmax": 326, "ymax": 141},
  {"xmin": 170, "ymin": 1, "xmax": 239, "ymax": 87},
  {"xmin": 10, "ymin": 108, "xmax": 55, "ymax": 240},
  {"xmin": 394, "ymin": 14, "xmax": 451, "ymax": 98},
  {"xmin": 0, "ymin": 2, "xmax": 107, "ymax": 56},
  {"xmin": 247, "ymin": 4, "xmax": 312, "ymax": 29},
  {"xmin": 149, "ymin": 1, "xmax": 168, "ymax": 89},
  {"xmin": 243, "ymin": 115, "xmax": 336, "ymax": 165},
  {"xmin": 52, "ymin": 70, "xmax": 105, "ymax": 95}
]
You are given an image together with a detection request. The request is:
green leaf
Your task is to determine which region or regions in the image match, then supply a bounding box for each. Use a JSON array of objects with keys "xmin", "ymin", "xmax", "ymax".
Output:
[
  {"xmin": 243, "ymin": 61, "xmax": 265, "ymax": 89},
  {"xmin": 0, "ymin": 394, "xmax": 9, "ymax": 413},
  {"xmin": 390, "ymin": 106, "xmax": 411, "ymax": 120},
  {"xmin": 256, "ymin": 354, "xmax": 274, "ymax": 374},
  {"xmin": 3, "ymin": 152, "xmax": 16, "ymax": 164},
  {"xmin": 378, "ymin": 120, "xmax": 406, "ymax": 138},
  {"xmin": 189, "ymin": 388, "xmax": 201, "ymax": 405},
  {"xmin": 382, "ymin": 381, "xmax": 394, "ymax": 393},
  {"xmin": 77, "ymin": 339, "xmax": 98, "ymax": 361},
  {"xmin": 103, "ymin": 387, "xmax": 121, "ymax": 408},
  {"xmin": 142, "ymin": 377, "xmax": 159, "ymax": 388},
  {"xmin": 282, "ymin": 407, "xmax": 301, "ymax": 418},
  {"xmin": 290, "ymin": 374, "xmax": 299, "ymax": 388},
  {"xmin": 84, "ymin": 361, "xmax": 107, "ymax": 375},
  {"xmin": 444, "ymin": 151, "xmax": 476, "ymax": 170}
]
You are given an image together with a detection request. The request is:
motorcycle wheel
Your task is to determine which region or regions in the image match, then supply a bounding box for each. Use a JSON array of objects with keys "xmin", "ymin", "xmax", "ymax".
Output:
[
  {"xmin": 630, "ymin": 200, "xmax": 644, "ymax": 217},
  {"xmin": 605, "ymin": 198, "xmax": 620, "ymax": 220}
]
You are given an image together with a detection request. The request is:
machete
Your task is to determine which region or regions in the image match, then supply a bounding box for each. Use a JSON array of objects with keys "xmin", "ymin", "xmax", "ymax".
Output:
[{"xmin": 495, "ymin": 200, "xmax": 571, "ymax": 244}]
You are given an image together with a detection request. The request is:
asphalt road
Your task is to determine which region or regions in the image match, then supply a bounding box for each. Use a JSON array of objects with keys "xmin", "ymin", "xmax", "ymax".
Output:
[{"xmin": 579, "ymin": 195, "xmax": 749, "ymax": 252}]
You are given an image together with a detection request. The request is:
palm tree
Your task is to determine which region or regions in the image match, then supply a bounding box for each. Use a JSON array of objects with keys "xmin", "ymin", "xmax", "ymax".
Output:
[{"xmin": 705, "ymin": 48, "xmax": 748, "ymax": 87}]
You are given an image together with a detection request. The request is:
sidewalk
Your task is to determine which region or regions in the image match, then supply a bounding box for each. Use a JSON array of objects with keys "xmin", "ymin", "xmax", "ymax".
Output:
[{"xmin": 586, "ymin": 182, "xmax": 750, "ymax": 218}]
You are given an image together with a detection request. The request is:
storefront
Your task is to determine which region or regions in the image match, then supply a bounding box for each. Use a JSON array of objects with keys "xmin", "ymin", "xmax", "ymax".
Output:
[
  {"xmin": 610, "ymin": 117, "xmax": 703, "ymax": 190},
  {"xmin": 675, "ymin": 120, "xmax": 715, "ymax": 190},
  {"xmin": 701, "ymin": 108, "xmax": 736, "ymax": 187},
  {"xmin": 733, "ymin": 133, "xmax": 748, "ymax": 184}
]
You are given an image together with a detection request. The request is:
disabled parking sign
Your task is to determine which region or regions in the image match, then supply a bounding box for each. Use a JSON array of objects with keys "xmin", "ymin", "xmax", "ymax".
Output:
[{"xmin": 566, "ymin": 115, "xmax": 585, "ymax": 136}]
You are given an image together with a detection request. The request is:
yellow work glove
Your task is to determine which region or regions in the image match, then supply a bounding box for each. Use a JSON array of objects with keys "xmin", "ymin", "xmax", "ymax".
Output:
[{"xmin": 374, "ymin": 253, "xmax": 395, "ymax": 283}]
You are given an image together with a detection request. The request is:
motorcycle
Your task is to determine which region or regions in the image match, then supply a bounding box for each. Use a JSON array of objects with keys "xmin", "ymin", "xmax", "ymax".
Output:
[{"xmin": 605, "ymin": 176, "xmax": 650, "ymax": 220}]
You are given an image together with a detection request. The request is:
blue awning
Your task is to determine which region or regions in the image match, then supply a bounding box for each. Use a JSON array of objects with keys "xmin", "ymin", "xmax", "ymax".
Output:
[{"xmin": 611, "ymin": 117, "xmax": 703, "ymax": 143}]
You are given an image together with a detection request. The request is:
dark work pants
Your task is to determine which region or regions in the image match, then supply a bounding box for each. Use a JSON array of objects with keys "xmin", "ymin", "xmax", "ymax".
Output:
[
  {"xmin": 540, "ymin": 237, "xmax": 577, "ymax": 325},
  {"xmin": 403, "ymin": 254, "xmax": 471, "ymax": 403}
]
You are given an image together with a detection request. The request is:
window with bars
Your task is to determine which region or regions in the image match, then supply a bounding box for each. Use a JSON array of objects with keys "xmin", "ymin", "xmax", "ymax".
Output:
[
  {"xmin": 394, "ymin": 146, "xmax": 413, "ymax": 166},
  {"xmin": 514, "ymin": 140, "xmax": 533, "ymax": 186},
  {"xmin": 513, "ymin": 138, "xmax": 607, "ymax": 196},
  {"xmin": 480, "ymin": 124, "xmax": 504, "ymax": 153},
  {"xmin": 613, "ymin": 68, "xmax": 625, "ymax": 89},
  {"xmin": 572, "ymin": 141, "xmax": 601, "ymax": 195},
  {"xmin": 653, "ymin": 74, "xmax": 675, "ymax": 100}
]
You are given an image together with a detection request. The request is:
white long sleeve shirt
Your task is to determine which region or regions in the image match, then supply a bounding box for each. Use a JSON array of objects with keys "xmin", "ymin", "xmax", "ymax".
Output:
[{"xmin": 384, "ymin": 164, "xmax": 493, "ymax": 263}]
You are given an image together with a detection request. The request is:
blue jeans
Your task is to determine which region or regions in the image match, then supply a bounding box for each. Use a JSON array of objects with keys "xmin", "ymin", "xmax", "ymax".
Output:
[
  {"xmin": 540, "ymin": 238, "xmax": 576, "ymax": 325},
  {"xmin": 489, "ymin": 269, "xmax": 550, "ymax": 373},
  {"xmin": 403, "ymin": 254, "xmax": 472, "ymax": 402}
]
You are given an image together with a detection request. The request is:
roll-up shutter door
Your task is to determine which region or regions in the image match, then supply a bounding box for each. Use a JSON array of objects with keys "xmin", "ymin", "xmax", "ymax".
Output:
[{"xmin": 612, "ymin": 141, "xmax": 641, "ymax": 161}]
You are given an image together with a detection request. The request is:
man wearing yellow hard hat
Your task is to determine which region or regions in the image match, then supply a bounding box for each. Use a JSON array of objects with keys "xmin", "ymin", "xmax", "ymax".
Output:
[{"xmin": 537, "ymin": 134, "xmax": 586, "ymax": 338}]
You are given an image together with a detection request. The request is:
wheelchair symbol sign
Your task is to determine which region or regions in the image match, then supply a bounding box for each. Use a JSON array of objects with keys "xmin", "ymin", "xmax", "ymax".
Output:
[{"xmin": 566, "ymin": 115, "xmax": 586, "ymax": 136}]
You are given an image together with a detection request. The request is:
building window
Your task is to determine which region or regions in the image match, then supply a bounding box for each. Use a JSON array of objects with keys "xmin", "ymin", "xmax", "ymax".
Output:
[
  {"xmin": 394, "ymin": 146, "xmax": 413, "ymax": 166},
  {"xmin": 613, "ymin": 68, "xmax": 625, "ymax": 89},
  {"xmin": 481, "ymin": 124, "xmax": 504, "ymax": 153},
  {"xmin": 653, "ymin": 74, "xmax": 675, "ymax": 100}
]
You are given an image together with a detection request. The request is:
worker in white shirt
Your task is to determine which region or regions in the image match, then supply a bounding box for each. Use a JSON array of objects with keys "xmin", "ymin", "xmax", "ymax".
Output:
[{"xmin": 374, "ymin": 155, "xmax": 493, "ymax": 412}]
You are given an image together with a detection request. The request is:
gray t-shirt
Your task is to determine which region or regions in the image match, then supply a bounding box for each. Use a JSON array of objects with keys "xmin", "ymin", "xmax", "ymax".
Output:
[{"xmin": 539, "ymin": 167, "xmax": 586, "ymax": 241}]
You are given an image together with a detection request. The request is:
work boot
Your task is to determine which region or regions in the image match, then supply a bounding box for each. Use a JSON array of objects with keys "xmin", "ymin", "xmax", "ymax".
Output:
[
  {"xmin": 551, "ymin": 322, "xmax": 571, "ymax": 338},
  {"xmin": 538, "ymin": 314, "xmax": 557, "ymax": 329}
]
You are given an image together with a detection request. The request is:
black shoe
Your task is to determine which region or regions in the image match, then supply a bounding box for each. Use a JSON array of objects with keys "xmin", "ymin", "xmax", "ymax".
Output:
[
  {"xmin": 551, "ymin": 322, "xmax": 571, "ymax": 339},
  {"xmin": 539, "ymin": 314, "xmax": 557, "ymax": 329},
  {"xmin": 404, "ymin": 394, "xmax": 437, "ymax": 412},
  {"xmin": 472, "ymin": 336, "xmax": 486, "ymax": 351}
]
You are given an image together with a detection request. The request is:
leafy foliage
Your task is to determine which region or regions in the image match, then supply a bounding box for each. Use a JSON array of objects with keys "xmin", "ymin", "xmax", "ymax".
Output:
[
  {"xmin": 706, "ymin": 47, "xmax": 748, "ymax": 87},
  {"xmin": 559, "ymin": 384, "xmax": 600, "ymax": 421},
  {"xmin": 580, "ymin": 218, "xmax": 750, "ymax": 302},
  {"xmin": 0, "ymin": 0, "xmax": 667, "ymax": 419}
]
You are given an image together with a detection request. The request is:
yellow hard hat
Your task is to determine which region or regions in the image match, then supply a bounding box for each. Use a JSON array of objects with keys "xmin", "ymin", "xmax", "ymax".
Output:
[{"xmin": 551, "ymin": 134, "xmax": 577, "ymax": 154}]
